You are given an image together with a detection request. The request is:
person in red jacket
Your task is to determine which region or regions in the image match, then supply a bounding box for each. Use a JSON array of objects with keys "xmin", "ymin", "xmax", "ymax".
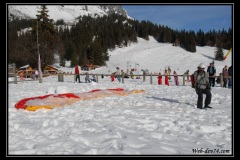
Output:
[
  {"xmin": 111, "ymin": 73, "xmax": 115, "ymax": 82},
  {"xmin": 157, "ymin": 72, "xmax": 162, "ymax": 85},
  {"xmin": 164, "ymin": 69, "xmax": 169, "ymax": 86},
  {"xmin": 75, "ymin": 65, "xmax": 81, "ymax": 83},
  {"xmin": 173, "ymin": 70, "xmax": 179, "ymax": 86}
]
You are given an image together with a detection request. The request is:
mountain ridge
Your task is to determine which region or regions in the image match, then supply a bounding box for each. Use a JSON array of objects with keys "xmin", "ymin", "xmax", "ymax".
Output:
[{"xmin": 8, "ymin": 5, "xmax": 129, "ymax": 25}]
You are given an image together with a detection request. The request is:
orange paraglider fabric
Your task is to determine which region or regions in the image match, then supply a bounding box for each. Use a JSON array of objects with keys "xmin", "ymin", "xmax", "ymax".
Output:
[{"xmin": 15, "ymin": 88, "xmax": 144, "ymax": 111}]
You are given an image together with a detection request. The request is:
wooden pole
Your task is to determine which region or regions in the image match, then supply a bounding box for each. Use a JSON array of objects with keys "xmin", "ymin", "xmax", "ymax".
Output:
[
  {"xmin": 150, "ymin": 73, "xmax": 152, "ymax": 84},
  {"xmin": 121, "ymin": 71, "xmax": 124, "ymax": 84},
  {"xmin": 13, "ymin": 63, "xmax": 17, "ymax": 84},
  {"xmin": 143, "ymin": 71, "xmax": 146, "ymax": 82},
  {"xmin": 220, "ymin": 74, "xmax": 223, "ymax": 87},
  {"xmin": 183, "ymin": 74, "xmax": 185, "ymax": 86}
]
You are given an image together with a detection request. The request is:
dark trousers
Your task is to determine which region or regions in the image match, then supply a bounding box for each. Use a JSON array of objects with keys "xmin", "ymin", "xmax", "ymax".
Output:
[
  {"xmin": 223, "ymin": 78, "xmax": 228, "ymax": 88},
  {"xmin": 228, "ymin": 77, "xmax": 232, "ymax": 88},
  {"xmin": 209, "ymin": 77, "xmax": 215, "ymax": 87},
  {"xmin": 76, "ymin": 75, "xmax": 80, "ymax": 83},
  {"xmin": 116, "ymin": 75, "xmax": 121, "ymax": 82},
  {"xmin": 196, "ymin": 88, "xmax": 212, "ymax": 109}
]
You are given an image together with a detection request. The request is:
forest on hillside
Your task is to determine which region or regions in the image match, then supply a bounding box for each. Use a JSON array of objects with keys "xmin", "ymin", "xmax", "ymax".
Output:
[{"xmin": 8, "ymin": 5, "xmax": 232, "ymax": 69}]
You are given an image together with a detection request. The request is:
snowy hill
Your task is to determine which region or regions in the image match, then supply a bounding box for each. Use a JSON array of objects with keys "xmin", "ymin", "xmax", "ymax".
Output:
[{"xmin": 58, "ymin": 36, "xmax": 232, "ymax": 76}]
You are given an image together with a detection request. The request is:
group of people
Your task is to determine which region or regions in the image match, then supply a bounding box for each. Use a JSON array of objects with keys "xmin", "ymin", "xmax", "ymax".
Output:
[
  {"xmin": 157, "ymin": 66, "xmax": 178, "ymax": 86},
  {"xmin": 19, "ymin": 70, "xmax": 39, "ymax": 80},
  {"xmin": 74, "ymin": 65, "xmax": 96, "ymax": 83},
  {"xmin": 111, "ymin": 67, "xmax": 122, "ymax": 82},
  {"xmin": 207, "ymin": 62, "xmax": 232, "ymax": 88},
  {"xmin": 221, "ymin": 65, "xmax": 232, "ymax": 88},
  {"xmin": 157, "ymin": 62, "xmax": 232, "ymax": 110},
  {"xmin": 110, "ymin": 66, "xmax": 178, "ymax": 85},
  {"xmin": 74, "ymin": 63, "xmax": 232, "ymax": 110}
]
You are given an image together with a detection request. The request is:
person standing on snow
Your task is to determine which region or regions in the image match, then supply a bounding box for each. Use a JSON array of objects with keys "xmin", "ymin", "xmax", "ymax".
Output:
[
  {"xmin": 91, "ymin": 75, "xmax": 96, "ymax": 82},
  {"xmin": 75, "ymin": 64, "xmax": 81, "ymax": 83},
  {"xmin": 222, "ymin": 65, "xmax": 229, "ymax": 88},
  {"xmin": 184, "ymin": 69, "xmax": 190, "ymax": 82},
  {"xmin": 207, "ymin": 62, "xmax": 216, "ymax": 87},
  {"xmin": 130, "ymin": 70, "xmax": 134, "ymax": 79},
  {"xmin": 111, "ymin": 73, "xmax": 115, "ymax": 82},
  {"xmin": 194, "ymin": 63, "xmax": 212, "ymax": 109},
  {"xmin": 167, "ymin": 66, "xmax": 171, "ymax": 80},
  {"xmin": 85, "ymin": 72, "xmax": 90, "ymax": 83},
  {"xmin": 164, "ymin": 69, "xmax": 169, "ymax": 86},
  {"xmin": 173, "ymin": 70, "xmax": 179, "ymax": 86},
  {"xmin": 115, "ymin": 67, "xmax": 121, "ymax": 82},
  {"xmin": 35, "ymin": 70, "xmax": 38, "ymax": 79},
  {"xmin": 157, "ymin": 72, "xmax": 162, "ymax": 85}
]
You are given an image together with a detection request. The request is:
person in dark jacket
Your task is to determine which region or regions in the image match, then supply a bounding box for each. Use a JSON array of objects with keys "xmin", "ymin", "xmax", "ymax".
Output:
[
  {"xmin": 194, "ymin": 63, "xmax": 212, "ymax": 109},
  {"xmin": 228, "ymin": 65, "xmax": 232, "ymax": 89},
  {"xmin": 207, "ymin": 62, "xmax": 216, "ymax": 87}
]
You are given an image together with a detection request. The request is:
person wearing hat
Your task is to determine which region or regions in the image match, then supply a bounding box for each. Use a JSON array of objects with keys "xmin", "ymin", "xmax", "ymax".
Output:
[
  {"xmin": 222, "ymin": 65, "xmax": 229, "ymax": 88},
  {"xmin": 115, "ymin": 67, "xmax": 121, "ymax": 82},
  {"xmin": 207, "ymin": 62, "xmax": 216, "ymax": 87},
  {"xmin": 194, "ymin": 63, "xmax": 212, "ymax": 109}
]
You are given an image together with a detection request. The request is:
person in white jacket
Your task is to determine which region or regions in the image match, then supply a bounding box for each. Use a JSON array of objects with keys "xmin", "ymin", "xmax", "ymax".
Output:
[
  {"xmin": 115, "ymin": 67, "xmax": 121, "ymax": 82},
  {"xmin": 193, "ymin": 63, "xmax": 212, "ymax": 109}
]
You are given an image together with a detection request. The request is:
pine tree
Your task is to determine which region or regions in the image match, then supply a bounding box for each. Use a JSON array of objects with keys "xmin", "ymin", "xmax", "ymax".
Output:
[
  {"xmin": 215, "ymin": 33, "xmax": 224, "ymax": 60},
  {"xmin": 215, "ymin": 46, "xmax": 224, "ymax": 61},
  {"xmin": 31, "ymin": 5, "xmax": 57, "ymax": 69}
]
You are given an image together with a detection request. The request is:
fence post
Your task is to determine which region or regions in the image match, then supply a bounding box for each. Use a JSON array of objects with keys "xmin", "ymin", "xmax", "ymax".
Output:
[
  {"xmin": 220, "ymin": 74, "xmax": 223, "ymax": 87},
  {"xmin": 150, "ymin": 73, "xmax": 152, "ymax": 84},
  {"xmin": 39, "ymin": 77, "xmax": 42, "ymax": 83},
  {"xmin": 143, "ymin": 72, "xmax": 146, "ymax": 82},
  {"xmin": 121, "ymin": 71, "xmax": 124, "ymax": 84},
  {"xmin": 12, "ymin": 63, "xmax": 17, "ymax": 84},
  {"xmin": 183, "ymin": 74, "xmax": 185, "ymax": 86},
  {"xmin": 96, "ymin": 74, "xmax": 98, "ymax": 83},
  {"xmin": 39, "ymin": 71, "xmax": 42, "ymax": 83},
  {"xmin": 58, "ymin": 73, "xmax": 64, "ymax": 82}
]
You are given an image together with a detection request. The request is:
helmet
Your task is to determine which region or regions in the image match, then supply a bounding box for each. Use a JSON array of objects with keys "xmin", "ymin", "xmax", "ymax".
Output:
[{"xmin": 198, "ymin": 63, "xmax": 205, "ymax": 69}]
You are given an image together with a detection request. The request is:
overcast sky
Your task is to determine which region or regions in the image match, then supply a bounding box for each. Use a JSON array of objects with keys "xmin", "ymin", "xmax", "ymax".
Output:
[{"xmin": 122, "ymin": 4, "xmax": 232, "ymax": 33}]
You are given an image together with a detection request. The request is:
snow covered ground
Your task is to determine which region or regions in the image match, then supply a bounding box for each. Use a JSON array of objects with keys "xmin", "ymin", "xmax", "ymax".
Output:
[{"xmin": 8, "ymin": 36, "xmax": 233, "ymax": 156}]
